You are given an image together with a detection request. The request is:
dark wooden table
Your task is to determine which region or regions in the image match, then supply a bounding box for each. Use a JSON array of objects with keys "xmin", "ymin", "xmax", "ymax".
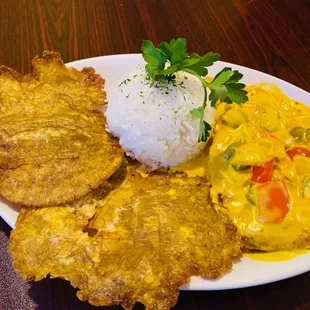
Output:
[{"xmin": 0, "ymin": 1, "xmax": 310, "ymax": 309}]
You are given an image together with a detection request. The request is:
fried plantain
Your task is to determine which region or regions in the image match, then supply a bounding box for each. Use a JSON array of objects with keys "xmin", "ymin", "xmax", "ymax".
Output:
[
  {"xmin": 9, "ymin": 170, "xmax": 242, "ymax": 310},
  {"xmin": 0, "ymin": 51, "xmax": 123, "ymax": 206}
]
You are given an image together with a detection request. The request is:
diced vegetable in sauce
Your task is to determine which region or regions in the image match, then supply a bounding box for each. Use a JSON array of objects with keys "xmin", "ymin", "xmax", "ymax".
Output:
[
  {"xmin": 290, "ymin": 127, "xmax": 307, "ymax": 143},
  {"xmin": 290, "ymin": 127, "xmax": 310, "ymax": 143},
  {"xmin": 287, "ymin": 147, "xmax": 310, "ymax": 159},
  {"xmin": 257, "ymin": 180, "xmax": 289, "ymax": 224},
  {"xmin": 221, "ymin": 108, "xmax": 247, "ymax": 128},
  {"xmin": 250, "ymin": 160, "xmax": 274, "ymax": 183},
  {"xmin": 260, "ymin": 107, "xmax": 280, "ymax": 132},
  {"xmin": 246, "ymin": 184, "xmax": 257, "ymax": 205},
  {"xmin": 224, "ymin": 143, "xmax": 251, "ymax": 171},
  {"xmin": 208, "ymin": 83, "xmax": 310, "ymax": 251},
  {"xmin": 232, "ymin": 163, "xmax": 251, "ymax": 171}
]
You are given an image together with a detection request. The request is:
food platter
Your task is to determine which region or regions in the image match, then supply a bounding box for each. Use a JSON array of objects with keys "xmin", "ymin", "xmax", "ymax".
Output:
[{"xmin": 1, "ymin": 54, "xmax": 310, "ymax": 291}]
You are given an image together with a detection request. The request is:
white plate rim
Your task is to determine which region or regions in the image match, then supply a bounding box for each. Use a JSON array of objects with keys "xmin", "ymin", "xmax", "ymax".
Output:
[{"xmin": 0, "ymin": 53, "xmax": 309, "ymax": 291}]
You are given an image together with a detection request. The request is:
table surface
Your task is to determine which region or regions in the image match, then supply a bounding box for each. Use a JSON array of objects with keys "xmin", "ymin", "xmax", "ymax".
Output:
[{"xmin": 0, "ymin": 0, "xmax": 310, "ymax": 309}]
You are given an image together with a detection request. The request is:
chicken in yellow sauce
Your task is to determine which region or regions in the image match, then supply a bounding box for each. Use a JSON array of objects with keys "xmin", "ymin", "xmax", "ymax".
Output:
[{"xmin": 208, "ymin": 83, "xmax": 310, "ymax": 251}]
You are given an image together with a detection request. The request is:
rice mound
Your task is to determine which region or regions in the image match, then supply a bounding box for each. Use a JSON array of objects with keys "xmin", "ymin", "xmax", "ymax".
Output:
[{"xmin": 105, "ymin": 65, "xmax": 215, "ymax": 169}]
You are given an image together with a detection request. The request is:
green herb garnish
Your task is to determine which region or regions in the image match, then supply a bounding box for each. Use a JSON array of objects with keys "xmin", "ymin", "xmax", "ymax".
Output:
[{"xmin": 141, "ymin": 38, "xmax": 248, "ymax": 142}]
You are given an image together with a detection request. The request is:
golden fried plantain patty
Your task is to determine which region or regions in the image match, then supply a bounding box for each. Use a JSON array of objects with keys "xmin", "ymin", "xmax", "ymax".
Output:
[
  {"xmin": 9, "ymin": 170, "xmax": 242, "ymax": 310},
  {"xmin": 0, "ymin": 51, "xmax": 123, "ymax": 206}
]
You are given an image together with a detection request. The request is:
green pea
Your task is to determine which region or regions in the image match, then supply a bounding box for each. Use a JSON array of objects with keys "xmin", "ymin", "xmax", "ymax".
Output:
[{"xmin": 290, "ymin": 127, "xmax": 306, "ymax": 142}]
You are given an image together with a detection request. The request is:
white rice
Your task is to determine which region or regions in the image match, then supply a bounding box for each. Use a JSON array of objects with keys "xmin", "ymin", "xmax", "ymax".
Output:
[{"xmin": 105, "ymin": 64, "xmax": 215, "ymax": 169}]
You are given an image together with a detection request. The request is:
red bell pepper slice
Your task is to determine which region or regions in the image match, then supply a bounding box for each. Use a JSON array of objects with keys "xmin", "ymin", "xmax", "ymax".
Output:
[{"xmin": 250, "ymin": 160, "xmax": 275, "ymax": 184}]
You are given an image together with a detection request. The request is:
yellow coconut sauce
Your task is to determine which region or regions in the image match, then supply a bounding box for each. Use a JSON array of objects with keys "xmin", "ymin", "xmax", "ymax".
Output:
[
  {"xmin": 244, "ymin": 249, "xmax": 308, "ymax": 262},
  {"xmin": 172, "ymin": 83, "xmax": 310, "ymax": 260},
  {"xmin": 169, "ymin": 145, "xmax": 209, "ymax": 178}
]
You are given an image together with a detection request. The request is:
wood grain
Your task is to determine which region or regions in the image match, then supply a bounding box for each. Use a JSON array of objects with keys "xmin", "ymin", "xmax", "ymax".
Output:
[
  {"xmin": 0, "ymin": 0, "xmax": 310, "ymax": 309},
  {"xmin": 0, "ymin": 0, "xmax": 309, "ymax": 90}
]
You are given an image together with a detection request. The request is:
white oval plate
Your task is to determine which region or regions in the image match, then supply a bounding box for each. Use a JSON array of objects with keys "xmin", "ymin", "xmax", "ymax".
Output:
[{"xmin": 1, "ymin": 54, "xmax": 309, "ymax": 290}]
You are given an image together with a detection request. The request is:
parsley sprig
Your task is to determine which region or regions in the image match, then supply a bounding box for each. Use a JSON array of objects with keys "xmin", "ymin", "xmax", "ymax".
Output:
[{"xmin": 141, "ymin": 38, "xmax": 248, "ymax": 142}]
